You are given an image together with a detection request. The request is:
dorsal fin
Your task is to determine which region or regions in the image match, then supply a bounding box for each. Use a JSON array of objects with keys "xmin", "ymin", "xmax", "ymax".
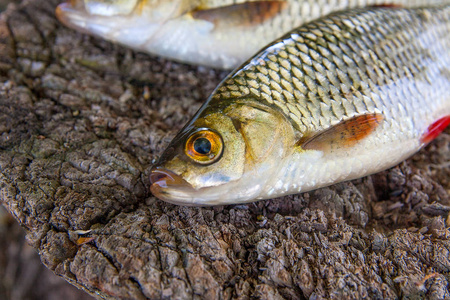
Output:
[
  {"xmin": 192, "ymin": 1, "xmax": 287, "ymax": 28},
  {"xmin": 196, "ymin": 0, "xmax": 284, "ymax": 10},
  {"xmin": 297, "ymin": 113, "xmax": 384, "ymax": 152},
  {"xmin": 370, "ymin": 4, "xmax": 403, "ymax": 8}
]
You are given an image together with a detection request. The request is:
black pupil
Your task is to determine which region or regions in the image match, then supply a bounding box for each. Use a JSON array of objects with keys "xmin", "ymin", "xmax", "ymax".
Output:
[{"xmin": 194, "ymin": 138, "xmax": 211, "ymax": 155}]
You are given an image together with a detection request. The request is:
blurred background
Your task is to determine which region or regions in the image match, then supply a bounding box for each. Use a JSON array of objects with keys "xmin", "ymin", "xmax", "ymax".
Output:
[{"xmin": 0, "ymin": 0, "xmax": 15, "ymax": 10}]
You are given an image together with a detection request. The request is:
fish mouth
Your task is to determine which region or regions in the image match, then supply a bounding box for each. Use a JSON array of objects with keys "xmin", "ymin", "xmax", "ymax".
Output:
[
  {"xmin": 149, "ymin": 166, "xmax": 264, "ymax": 206},
  {"xmin": 56, "ymin": 1, "xmax": 141, "ymax": 38},
  {"xmin": 55, "ymin": 2, "xmax": 77, "ymax": 20},
  {"xmin": 150, "ymin": 167, "xmax": 198, "ymax": 205},
  {"xmin": 56, "ymin": 1, "xmax": 134, "ymax": 27},
  {"xmin": 56, "ymin": 1, "xmax": 137, "ymax": 17},
  {"xmin": 55, "ymin": 1, "xmax": 182, "ymax": 48},
  {"xmin": 56, "ymin": 2, "xmax": 90, "ymax": 31}
]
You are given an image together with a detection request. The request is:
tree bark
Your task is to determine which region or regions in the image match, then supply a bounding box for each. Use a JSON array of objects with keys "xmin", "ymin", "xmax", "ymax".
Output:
[{"xmin": 0, "ymin": 0, "xmax": 449, "ymax": 299}]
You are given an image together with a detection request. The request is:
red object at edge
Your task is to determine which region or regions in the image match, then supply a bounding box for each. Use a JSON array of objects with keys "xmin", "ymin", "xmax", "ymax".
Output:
[{"xmin": 420, "ymin": 116, "xmax": 450, "ymax": 145}]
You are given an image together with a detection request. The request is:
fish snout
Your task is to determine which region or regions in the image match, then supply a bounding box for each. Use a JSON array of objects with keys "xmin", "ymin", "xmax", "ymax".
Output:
[
  {"xmin": 150, "ymin": 167, "xmax": 194, "ymax": 199},
  {"xmin": 55, "ymin": 3, "xmax": 73, "ymax": 24},
  {"xmin": 56, "ymin": 2, "xmax": 89, "ymax": 30}
]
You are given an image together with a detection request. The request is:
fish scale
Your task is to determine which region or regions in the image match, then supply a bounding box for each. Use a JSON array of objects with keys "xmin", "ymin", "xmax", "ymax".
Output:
[{"xmin": 213, "ymin": 6, "xmax": 449, "ymax": 136}]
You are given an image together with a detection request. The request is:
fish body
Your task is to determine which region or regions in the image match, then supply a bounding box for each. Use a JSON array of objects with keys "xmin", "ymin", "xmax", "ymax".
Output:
[
  {"xmin": 150, "ymin": 5, "xmax": 450, "ymax": 205},
  {"xmin": 56, "ymin": 0, "xmax": 448, "ymax": 69}
]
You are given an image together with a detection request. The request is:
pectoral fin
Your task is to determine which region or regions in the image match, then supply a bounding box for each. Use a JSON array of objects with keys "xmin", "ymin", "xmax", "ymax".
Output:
[
  {"xmin": 191, "ymin": 1, "xmax": 287, "ymax": 28},
  {"xmin": 297, "ymin": 113, "xmax": 384, "ymax": 152}
]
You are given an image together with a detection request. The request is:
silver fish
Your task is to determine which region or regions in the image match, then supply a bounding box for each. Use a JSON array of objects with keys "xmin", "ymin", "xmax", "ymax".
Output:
[
  {"xmin": 56, "ymin": 0, "xmax": 448, "ymax": 69},
  {"xmin": 149, "ymin": 5, "xmax": 450, "ymax": 205}
]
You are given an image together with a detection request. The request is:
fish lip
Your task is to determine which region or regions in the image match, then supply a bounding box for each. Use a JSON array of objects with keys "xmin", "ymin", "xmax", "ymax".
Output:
[
  {"xmin": 55, "ymin": 3, "xmax": 73, "ymax": 22},
  {"xmin": 56, "ymin": 1, "xmax": 85, "ymax": 14},
  {"xmin": 150, "ymin": 167, "xmax": 197, "ymax": 204},
  {"xmin": 56, "ymin": 1, "xmax": 125, "ymax": 37},
  {"xmin": 56, "ymin": 2, "xmax": 88, "ymax": 28},
  {"xmin": 149, "ymin": 167, "xmax": 183, "ymax": 188},
  {"xmin": 149, "ymin": 166, "xmax": 269, "ymax": 206}
]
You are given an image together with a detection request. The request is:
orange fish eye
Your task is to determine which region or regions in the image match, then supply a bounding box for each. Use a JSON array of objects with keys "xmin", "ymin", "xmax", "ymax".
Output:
[{"xmin": 185, "ymin": 129, "xmax": 223, "ymax": 164}]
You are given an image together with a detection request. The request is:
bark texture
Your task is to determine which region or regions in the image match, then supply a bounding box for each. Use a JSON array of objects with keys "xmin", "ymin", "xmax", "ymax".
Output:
[{"xmin": 0, "ymin": 0, "xmax": 449, "ymax": 299}]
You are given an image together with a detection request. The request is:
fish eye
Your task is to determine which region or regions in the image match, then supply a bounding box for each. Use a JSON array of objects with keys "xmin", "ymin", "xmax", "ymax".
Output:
[
  {"xmin": 185, "ymin": 129, "xmax": 223, "ymax": 164},
  {"xmin": 194, "ymin": 138, "xmax": 211, "ymax": 154}
]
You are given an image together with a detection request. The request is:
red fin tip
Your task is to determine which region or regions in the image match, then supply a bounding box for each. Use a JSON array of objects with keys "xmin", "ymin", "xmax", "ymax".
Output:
[{"xmin": 420, "ymin": 116, "xmax": 450, "ymax": 145}]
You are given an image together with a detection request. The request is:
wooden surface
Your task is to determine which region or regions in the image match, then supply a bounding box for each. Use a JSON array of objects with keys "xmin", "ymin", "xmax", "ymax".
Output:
[{"xmin": 0, "ymin": 0, "xmax": 449, "ymax": 299}]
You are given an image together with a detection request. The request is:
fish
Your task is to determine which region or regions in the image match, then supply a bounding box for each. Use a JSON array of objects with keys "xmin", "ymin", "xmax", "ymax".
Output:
[
  {"xmin": 55, "ymin": 0, "xmax": 448, "ymax": 69},
  {"xmin": 149, "ymin": 5, "xmax": 450, "ymax": 206}
]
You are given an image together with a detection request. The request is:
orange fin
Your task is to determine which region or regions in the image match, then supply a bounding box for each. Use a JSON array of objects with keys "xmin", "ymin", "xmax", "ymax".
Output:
[
  {"xmin": 192, "ymin": 1, "xmax": 287, "ymax": 28},
  {"xmin": 298, "ymin": 113, "xmax": 384, "ymax": 151},
  {"xmin": 420, "ymin": 116, "xmax": 450, "ymax": 145}
]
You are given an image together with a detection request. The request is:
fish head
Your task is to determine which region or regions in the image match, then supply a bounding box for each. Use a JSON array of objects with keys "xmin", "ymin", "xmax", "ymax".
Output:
[
  {"xmin": 150, "ymin": 99, "xmax": 296, "ymax": 206},
  {"xmin": 55, "ymin": 0, "xmax": 195, "ymax": 49}
]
